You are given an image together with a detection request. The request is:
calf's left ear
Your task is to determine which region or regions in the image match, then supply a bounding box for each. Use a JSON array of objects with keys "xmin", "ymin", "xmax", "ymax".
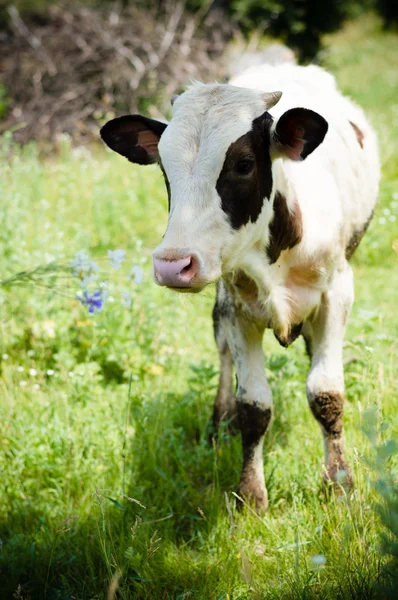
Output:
[
  {"xmin": 272, "ymin": 108, "xmax": 328, "ymax": 161},
  {"xmin": 100, "ymin": 115, "xmax": 168, "ymax": 165}
]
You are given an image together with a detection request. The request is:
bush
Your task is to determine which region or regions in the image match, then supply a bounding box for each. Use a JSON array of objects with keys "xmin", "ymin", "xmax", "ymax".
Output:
[
  {"xmin": 228, "ymin": 0, "xmax": 374, "ymax": 60},
  {"xmin": 376, "ymin": 0, "xmax": 398, "ymax": 27},
  {"xmin": 0, "ymin": 2, "xmax": 231, "ymax": 143},
  {"xmin": 1, "ymin": 1, "xmax": 389, "ymax": 62}
]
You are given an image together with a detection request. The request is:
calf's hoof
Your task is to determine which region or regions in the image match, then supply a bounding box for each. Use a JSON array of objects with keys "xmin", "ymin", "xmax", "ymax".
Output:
[
  {"xmin": 236, "ymin": 482, "xmax": 268, "ymax": 513},
  {"xmin": 323, "ymin": 462, "xmax": 353, "ymax": 493}
]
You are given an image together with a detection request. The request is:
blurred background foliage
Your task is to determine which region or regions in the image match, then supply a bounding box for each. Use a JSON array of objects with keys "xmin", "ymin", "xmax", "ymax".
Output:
[
  {"xmin": 2, "ymin": 0, "xmax": 398, "ymax": 46},
  {"xmin": 0, "ymin": 0, "xmax": 397, "ymax": 144}
]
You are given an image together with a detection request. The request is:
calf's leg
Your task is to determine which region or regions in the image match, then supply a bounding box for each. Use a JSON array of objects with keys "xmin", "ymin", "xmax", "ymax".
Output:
[
  {"xmin": 218, "ymin": 292, "xmax": 271, "ymax": 511},
  {"xmin": 306, "ymin": 264, "xmax": 354, "ymax": 488}
]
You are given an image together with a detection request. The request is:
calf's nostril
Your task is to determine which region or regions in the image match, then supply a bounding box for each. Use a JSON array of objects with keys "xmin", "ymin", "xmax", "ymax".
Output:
[{"xmin": 181, "ymin": 258, "xmax": 193, "ymax": 274}]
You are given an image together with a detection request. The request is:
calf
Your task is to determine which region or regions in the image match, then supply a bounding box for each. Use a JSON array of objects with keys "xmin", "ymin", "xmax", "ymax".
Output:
[{"xmin": 101, "ymin": 64, "xmax": 379, "ymax": 511}]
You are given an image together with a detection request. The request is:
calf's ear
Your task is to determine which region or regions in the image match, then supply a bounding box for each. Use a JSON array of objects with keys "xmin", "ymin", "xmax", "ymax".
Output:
[
  {"xmin": 272, "ymin": 108, "xmax": 328, "ymax": 161},
  {"xmin": 100, "ymin": 115, "xmax": 167, "ymax": 165}
]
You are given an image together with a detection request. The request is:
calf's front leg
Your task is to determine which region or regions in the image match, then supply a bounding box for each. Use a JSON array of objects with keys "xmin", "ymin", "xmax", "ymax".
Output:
[
  {"xmin": 220, "ymin": 297, "xmax": 271, "ymax": 512},
  {"xmin": 306, "ymin": 264, "xmax": 354, "ymax": 489}
]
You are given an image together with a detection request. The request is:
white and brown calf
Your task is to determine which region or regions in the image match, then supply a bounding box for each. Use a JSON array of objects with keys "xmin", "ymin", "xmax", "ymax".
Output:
[{"xmin": 101, "ymin": 64, "xmax": 379, "ymax": 511}]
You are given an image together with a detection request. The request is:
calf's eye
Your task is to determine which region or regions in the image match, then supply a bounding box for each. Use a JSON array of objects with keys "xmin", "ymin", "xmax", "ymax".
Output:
[{"xmin": 235, "ymin": 158, "xmax": 254, "ymax": 175}]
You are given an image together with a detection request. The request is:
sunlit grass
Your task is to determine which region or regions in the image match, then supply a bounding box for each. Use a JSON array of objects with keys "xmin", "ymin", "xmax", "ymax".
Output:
[{"xmin": 0, "ymin": 15, "xmax": 397, "ymax": 600}]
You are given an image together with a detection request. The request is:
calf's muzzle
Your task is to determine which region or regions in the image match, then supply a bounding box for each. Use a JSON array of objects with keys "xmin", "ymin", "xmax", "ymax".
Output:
[{"xmin": 153, "ymin": 255, "xmax": 199, "ymax": 288}]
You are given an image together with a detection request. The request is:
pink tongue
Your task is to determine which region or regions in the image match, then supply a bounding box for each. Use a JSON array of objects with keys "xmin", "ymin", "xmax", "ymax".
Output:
[{"xmin": 153, "ymin": 256, "xmax": 192, "ymax": 287}]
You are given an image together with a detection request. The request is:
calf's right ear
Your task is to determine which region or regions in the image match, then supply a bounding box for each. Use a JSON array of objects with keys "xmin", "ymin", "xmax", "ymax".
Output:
[
  {"xmin": 272, "ymin": 108, "xmax": 328, "ymax": 161},
  {"xmin": 100, "ymin": 115, "xmax": 168, "ymax": 165}
]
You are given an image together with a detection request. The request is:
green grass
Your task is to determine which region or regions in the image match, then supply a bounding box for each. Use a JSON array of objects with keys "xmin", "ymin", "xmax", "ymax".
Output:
[{"xmin": 0, "ymin": 16, "xmax": 397, "ymax": 600}]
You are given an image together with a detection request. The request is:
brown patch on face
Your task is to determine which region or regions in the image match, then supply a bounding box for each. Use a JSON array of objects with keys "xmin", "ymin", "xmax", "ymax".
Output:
[
  {"xmin": 216, "ymin": 112, "xmax": 273, "ymax": 229},
  {"xmin": 345, "ymin": 211, "xmax": 374, "ymax": 259},
  {"xmin": 267, "ymin": 192, "xmax": 303, "ymax": 264},
  {"xmin": 349, "ymin": 121, "xmax": 364, "ymax": 149}
]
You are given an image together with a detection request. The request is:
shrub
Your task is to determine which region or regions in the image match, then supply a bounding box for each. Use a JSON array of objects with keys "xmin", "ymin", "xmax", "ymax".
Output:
[
  {"xmin": 0, "ymin": 2, "xmax": 231, "ymax": 143},
  {"xmin": 375, "ymin": 0, "xmax": 398, "ymax": 27}
]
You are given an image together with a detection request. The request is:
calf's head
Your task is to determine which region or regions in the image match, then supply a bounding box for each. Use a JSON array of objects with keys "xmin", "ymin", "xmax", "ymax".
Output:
[{"xmin": 101, "ymin": 83, "xmax": 328, "ymax": 292}]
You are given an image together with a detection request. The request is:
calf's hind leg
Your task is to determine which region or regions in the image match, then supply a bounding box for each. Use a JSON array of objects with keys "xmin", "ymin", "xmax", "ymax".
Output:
[
  {"xmin": 211, "ymin": 289, "xmax": 237, "ymax": 434},
  {"xmin": 306, "ymin": 264, "xmax": 354, "ymax": 488}
]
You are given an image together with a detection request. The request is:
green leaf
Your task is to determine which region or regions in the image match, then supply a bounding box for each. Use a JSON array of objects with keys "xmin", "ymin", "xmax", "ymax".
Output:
[{"xmin": 105, "ymin": 496, "xmax": 125, "ymax": 511}]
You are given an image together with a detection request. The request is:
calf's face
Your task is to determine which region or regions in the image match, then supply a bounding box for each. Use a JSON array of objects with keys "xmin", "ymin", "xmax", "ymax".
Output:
[{"xmin": 101, "ymin": 84, "xmax": 327, "ymax": 292}]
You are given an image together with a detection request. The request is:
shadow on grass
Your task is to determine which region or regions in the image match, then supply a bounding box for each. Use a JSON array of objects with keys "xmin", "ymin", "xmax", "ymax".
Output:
[{"xmin": 0, "ymin": 348, "xmax": 326, "ymax": 600}]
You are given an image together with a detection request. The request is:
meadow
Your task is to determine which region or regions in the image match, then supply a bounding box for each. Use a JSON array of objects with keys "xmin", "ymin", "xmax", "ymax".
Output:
[{"xmin": 0, "ymin": 16, "xmax": 397, "ymax": 600}]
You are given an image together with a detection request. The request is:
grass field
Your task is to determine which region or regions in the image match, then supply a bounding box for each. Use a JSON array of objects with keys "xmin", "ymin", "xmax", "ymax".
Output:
[{"xmin": 0, "ymin": 16, "xmax": 397, "ymax": 600}]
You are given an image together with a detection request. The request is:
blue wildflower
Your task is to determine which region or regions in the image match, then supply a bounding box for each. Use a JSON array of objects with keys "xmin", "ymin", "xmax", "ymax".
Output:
[
  {"xmin": 130, "ymin": 265, "xmax": 144, "ymax": 284},
  {"xmin": 107, "ymin": 249, "xmax": 126, "ymax": 270},
  {"xmin": 77, "ymin": 290, "xmax": 105, "ymax": 314},
  {"xmin": 121, "ymin": 290, "xmax": 132, "ymax": 308},
  {"xmin": 79, "ymin": 273, "xmax": 98, "ymax": 289},
  {"xmin": 70, "ymin": 251, "xmax": 100, "ymax": 280}
]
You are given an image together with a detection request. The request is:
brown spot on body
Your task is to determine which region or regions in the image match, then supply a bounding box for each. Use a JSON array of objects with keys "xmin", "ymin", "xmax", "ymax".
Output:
[
  {"xmin": 267, "ymin": 192, "xmax": 303, "ymax": 263},
  {"xmin": 349, "ymin": 121, "xmax": 364, "ymax": 148},
  {"xmin": 345, "ymin": 211, "xmax": 374, "ymax": 260}
]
